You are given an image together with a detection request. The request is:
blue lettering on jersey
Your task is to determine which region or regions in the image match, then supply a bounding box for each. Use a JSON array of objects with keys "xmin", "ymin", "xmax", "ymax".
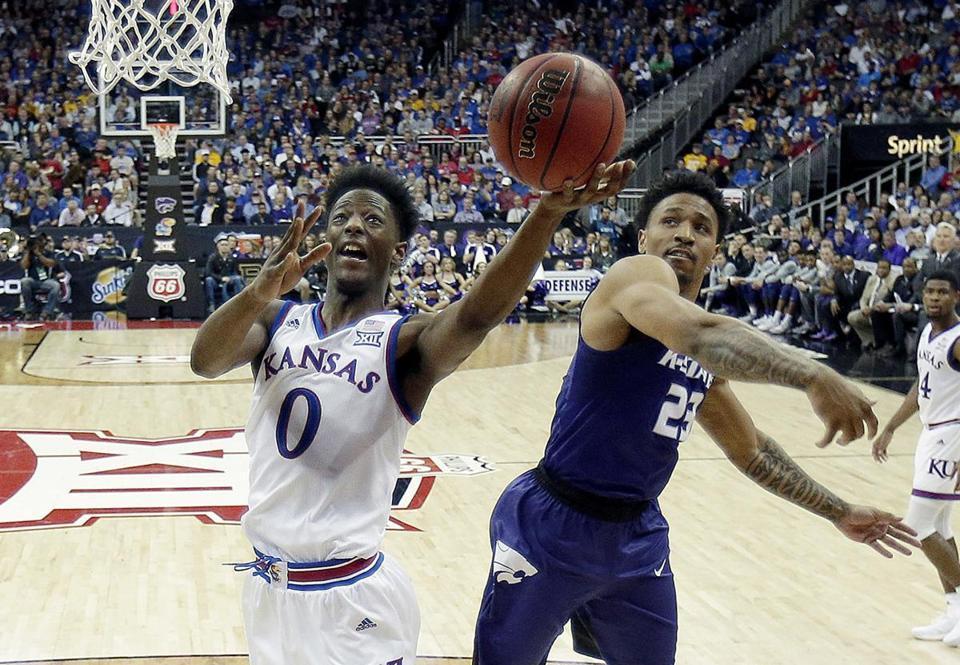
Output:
[
  {"xmin": 919, "ymin": 348, "xmax": 944, "ymax": 369},
  {"xmin": 263, "ymin": 345, "xmax": 381, "ymax": 394}
]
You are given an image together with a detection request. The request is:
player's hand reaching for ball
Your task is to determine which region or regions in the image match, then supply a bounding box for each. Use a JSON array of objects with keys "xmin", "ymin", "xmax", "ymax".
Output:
[
  {"xmin": 536, "ymin": 161, "xmax": 636, "ymax": 217},
  {"xmin": 834, "ymin": 505, "xmax": 921, "ymax": 558},
  {"xmin": 806, "ymin": 369, "xmax": 879, "ymax": 447},
  {"xmin": 249, "ymin": 201, "xmax": 331, "ymax": 304}
]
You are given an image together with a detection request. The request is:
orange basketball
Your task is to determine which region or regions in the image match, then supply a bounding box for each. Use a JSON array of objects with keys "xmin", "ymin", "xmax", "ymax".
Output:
[{"xmin": 488, "ymin": 52, "xmax": 626, "ymax": 192}]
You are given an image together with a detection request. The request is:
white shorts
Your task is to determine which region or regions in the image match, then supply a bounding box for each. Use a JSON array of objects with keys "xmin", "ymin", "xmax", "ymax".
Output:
[
  {"xmin": 912, "ymin": 424, "xmax": 960, "ymax": 500},
  {"xmin": 242, "ymin": 552, "xmax": 420, "ymax": 665}
]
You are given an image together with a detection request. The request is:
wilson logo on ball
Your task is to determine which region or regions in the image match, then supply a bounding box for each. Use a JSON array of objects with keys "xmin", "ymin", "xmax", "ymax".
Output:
[{"xmin": 518, "ymin": 69, "xmax": 570, "ymax": 160}]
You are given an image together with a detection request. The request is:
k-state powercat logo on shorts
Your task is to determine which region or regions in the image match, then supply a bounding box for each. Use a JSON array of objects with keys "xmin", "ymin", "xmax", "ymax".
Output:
[{"xmin": 0, "ymin": 429, "xmax": 494, "ymax": 533}]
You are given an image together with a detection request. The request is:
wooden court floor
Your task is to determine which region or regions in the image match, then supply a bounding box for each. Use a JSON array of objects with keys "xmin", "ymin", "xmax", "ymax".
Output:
[{"xmin": 0, "ymin": 319, "xmax": 955, "ymax": 664}]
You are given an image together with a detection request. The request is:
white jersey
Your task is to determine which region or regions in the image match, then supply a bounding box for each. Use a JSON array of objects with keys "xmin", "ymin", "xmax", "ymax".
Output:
[
  {"xmin": 916, "ymin": 321, "xmax": 960, "ymax": 429},
  {"xmin": 243, "ymin": 303, "xmax": 415, "ymax": 562}
]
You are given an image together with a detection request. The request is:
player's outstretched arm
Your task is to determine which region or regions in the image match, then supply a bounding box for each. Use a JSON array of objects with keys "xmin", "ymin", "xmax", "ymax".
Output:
[
  {"xmin": 594, "ymin": 256, "xmax": 877, "ymax": 447},
  {"xmin": 697, "ymin": 380, "xmax": 921, "ymax": 558},
  {"xmin": 394, "ymin": 161, "xmax": 635, "ymax": 407},
  {"xmin": 872, "ymin": 379, "xmax": 919, "ymax": 463},
  {"xmin": 191, "ymin": 203, "xmax": 330, "ymax": 378}
]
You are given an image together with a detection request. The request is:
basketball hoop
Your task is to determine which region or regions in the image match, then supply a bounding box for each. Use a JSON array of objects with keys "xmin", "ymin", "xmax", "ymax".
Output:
[
  {"xmin": 147, "ymin": 123, "xmax": 180, "ymax": 160},
  {"xmin": 69, "ymin": 0, "xmax": 234, "ymax": 103}
]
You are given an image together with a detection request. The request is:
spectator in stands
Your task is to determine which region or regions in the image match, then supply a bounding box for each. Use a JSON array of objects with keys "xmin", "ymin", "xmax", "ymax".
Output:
[
  {"xmin": 732, "ymin": 158, "xmax": 761, "ymax": 188},
  {"xmin": 58, "ymin": 186, "xmax": 82, "ymax": 214},
  {"xmin": 204, "ymin": 238, "xmax": 245, "ymax": 312},
  {"xmin": 590, "ymin": 234, "xmax": 617, "ymax": 274},
  {"xmin": 78, "ymin": 204, "xmax": 99, "ymax": 228},
  {"xmin": 244, "ymin": 191, "xmax": 270, "ymax": 223},
  {"xmin": 463, "ymin": 229, "xmax": 496, "ymax": 275},
  {"xmin": 58, "ymin": 199, "xmax": 85, "ymax": 228},
  {"xmin": 847, "ymin": 258, "xmax": 895, "ymax": 351},
  {"xmin": 756, "ymin": 243, "xmax": 802, "ymax": 331},
  {"xmin": 110, "ymin": 147, "xmax": 136, "ymax": 179},
  {"xmin": 506, "ymin": 196, "xmax": 529, "ymax": 225},
  {"xmin": 407, "ymin": 235, "xmax": 441, "ymax": 276},
  {"xmin": 872, "ymin": 257, "xmax": 922, "ymax": 356},
  {"xmin": 199, "ymin": 194, "xmax": 224, "ymax": 226},
  {"xmin": 103, "ymin": 191, "xmax": 135, "ymax": 227},
  {"xmin": 20, "ymin": 235, "xmax": 61, "ymax": 321},
  {"xmin": 248, "ymin": 202, "xmax": 270, "ymax": 226},
  {"xmin": 223, "ymin": 198, "xmax": 244, "ymax": 225},
  {"xmin": 922, "ymin": 223, "xmax": 960, "ymax": 280},
  {"xmin": 270, "ymin": 193, "xmax": 293, "ymax": 225},
  {"xmin": 413, "ymin": 190, "xmax": 434, "ymax": 222},
  {"xmin": 437, "ymin": 229, "xmax": 462, "ymax": 270},
  {"xmin": 881, "ymin": 230, "xmax": 907, "ymax": 265},
  {"xmin": 701, "ymin": 252, "xmax": 736, "ymax": 313},
  {"xmin": 83, "ymin": 184, "xmax": 110, "ymax": 214},
  {"xmin": 454, "ymin": 198, "xmax": 484, "ymax": 225},
  {"xmin": 29, "ymin": 193, "xmax": 58, "ymax": 228},
  {"xmin": 735, "ymin": 244, "xmax": 778, "ymax": 323},
  {"xmin": 921, "ymin": 155, "xmax": 947, "ymax": 196},
  {"xmin": 683, "ymin": 144, "xmax": 708, "ymax": 172},
  {"xmin": 55, "ymin": 236, "xmax": 84, "ymax": 263},
  {"xmin": 94, "ymin": 231, "xmax": 127, "ymax": 261},
  {"xmin": 433, "ymin": 190, "xmax": 456, "ymax": 222},
  {"xmin": 820, "ymin": 254, "xmax": 868, "ymax": 342}
]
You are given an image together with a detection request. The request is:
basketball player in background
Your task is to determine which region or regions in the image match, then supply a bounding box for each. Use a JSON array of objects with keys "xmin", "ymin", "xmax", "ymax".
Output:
[
  {"xmin": 873, "ymin": 271, "xmax": 960, "ymax": 647},
  {"xmin": 190, "ymin": 161, "xmax": 635, "ymax": 664},
  {"xmin": 474, "ymin": 171, "xmax": 920, "ymax": 665}
]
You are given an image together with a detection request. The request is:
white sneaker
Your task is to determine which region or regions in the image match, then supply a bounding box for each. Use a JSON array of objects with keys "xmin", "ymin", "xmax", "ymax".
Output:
[
  {"xmin": 944, "ymin": 615, "xmax": 960, "ymax": 647},
  {"xmin": 738, "ymin": 313, "xmax": 756, "ymax": 323},
  {"xmin": 752, "ymin": 315, "xmax": 771, "ymax": 327},
  {"xmin": 756, "ymin": 318, "xmax": 778, "ymax": 331},
  {"xmin": 770, "ymin": 319, "xmax": 793, "ymax": 334},
  {"xmin": 912, "ymin": 612, "xmax": 958, "ymax": 641}
]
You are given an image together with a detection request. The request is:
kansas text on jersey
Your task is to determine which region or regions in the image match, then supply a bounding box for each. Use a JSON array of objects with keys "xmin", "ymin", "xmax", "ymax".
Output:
[
  {"xmin": 243, "ymin": 302, "xmax": 416, "ymax": 563},
  {"xmin": 916, "ymin": 321, "xmax": 960, "ymax": 429}
]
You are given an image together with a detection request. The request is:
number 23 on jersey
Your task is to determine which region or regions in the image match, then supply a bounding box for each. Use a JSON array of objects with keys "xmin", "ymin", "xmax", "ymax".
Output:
[{"xmin": 652, "ymin": 383, "xmax": 705, "ymax": 442}]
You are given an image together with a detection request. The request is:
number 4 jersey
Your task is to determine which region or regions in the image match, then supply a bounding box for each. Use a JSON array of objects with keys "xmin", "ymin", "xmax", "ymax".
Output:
[
  {"xmin": 543, "ymin": 331, "xmax": 715, "ymax": 501},
  {"xmin": 243, "ymin": 303, "xmax": 416, "ymax": 563},
  {"xmin": 916, "ymin": 321, "xmax": 960, "ymax": 429}
]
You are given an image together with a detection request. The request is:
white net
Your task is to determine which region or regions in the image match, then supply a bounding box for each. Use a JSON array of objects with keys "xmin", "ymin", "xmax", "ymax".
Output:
[
  {"xmin": 147, "ymin": 123, "xmax": 180, "ymax": 160},
  {"xmin": 69, "ymin": 0, "xmax": 234, "ymax": 102}
]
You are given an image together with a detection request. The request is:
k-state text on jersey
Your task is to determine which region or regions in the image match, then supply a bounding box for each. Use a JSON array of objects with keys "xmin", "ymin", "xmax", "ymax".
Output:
[{"xmin": 657, "ymin": 349, "xmax": 715, "ymax": 388}]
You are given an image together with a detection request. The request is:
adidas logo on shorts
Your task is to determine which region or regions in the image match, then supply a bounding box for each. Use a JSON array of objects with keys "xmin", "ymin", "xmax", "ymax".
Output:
[{"xmin": 355, "ymin": 617, "xmax": 378, "ymax": 632}]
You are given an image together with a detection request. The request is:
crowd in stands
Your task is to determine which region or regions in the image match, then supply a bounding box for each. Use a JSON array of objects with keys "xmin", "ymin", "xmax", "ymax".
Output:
[
  {"xmin": 699, "ymin": 154, "xmax": 960, "ymax": 356},
  {"xmin": 1, "ymin": 0, "xmax": 959, "ymax": 343},
  {"xmin": 678, "ymin": 0, "xmax": 960, "ymax": 193}
]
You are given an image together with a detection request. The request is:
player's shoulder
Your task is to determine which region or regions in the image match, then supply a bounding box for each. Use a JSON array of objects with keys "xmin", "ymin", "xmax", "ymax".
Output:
[{"xmin": 594, "ymin": 255, "xmax": 679, "ymax": 297}]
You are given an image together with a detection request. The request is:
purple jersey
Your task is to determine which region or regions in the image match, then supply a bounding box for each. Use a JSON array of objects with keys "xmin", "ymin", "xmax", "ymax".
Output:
[{"xmin": 543, "ymin": 331, "xmax": 715, "ymax": 501}]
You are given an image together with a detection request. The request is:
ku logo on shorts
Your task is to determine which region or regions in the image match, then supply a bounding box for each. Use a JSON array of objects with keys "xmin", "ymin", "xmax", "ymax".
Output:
[{"xmin": 492, "ymin": 540, "xmax": 539, "ymax": 585}]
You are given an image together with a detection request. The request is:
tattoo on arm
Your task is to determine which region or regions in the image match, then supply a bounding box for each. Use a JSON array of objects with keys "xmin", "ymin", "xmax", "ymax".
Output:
[
  {"xmin": 693, "ymin": 323, "xmax": 819, "ymax": 388},
  {"xmin": 742, "ymin": 434, "xmax": 849, "ymax": 522}
]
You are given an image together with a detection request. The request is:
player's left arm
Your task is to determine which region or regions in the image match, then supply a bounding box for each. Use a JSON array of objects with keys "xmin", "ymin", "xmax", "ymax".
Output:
[
  {"xmin": 696, "ymin": 378, "xmax": 920, "ymax": 558},
  {"xmin": 394, "ymin": 161, "xmax": 635, "ymax": 412}
]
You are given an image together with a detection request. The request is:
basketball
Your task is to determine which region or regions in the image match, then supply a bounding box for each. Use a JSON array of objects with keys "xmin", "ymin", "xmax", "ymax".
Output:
[{"xmin": 488, "ymin": 52, "xmax": 626, "ymax": 192}]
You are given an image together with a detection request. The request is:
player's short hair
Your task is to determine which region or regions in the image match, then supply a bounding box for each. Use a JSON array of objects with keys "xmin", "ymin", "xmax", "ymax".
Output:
[
  {"xmin": 635, "ymin": 170, "xmax": 731, "ymax": 240},
  {"xmin": 323, "ymin": 165, "xmax": 418, "ymax": 242},
  {"xmin": 925, "ymin": 270, "xmax": 959, "ymax": 291}
]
